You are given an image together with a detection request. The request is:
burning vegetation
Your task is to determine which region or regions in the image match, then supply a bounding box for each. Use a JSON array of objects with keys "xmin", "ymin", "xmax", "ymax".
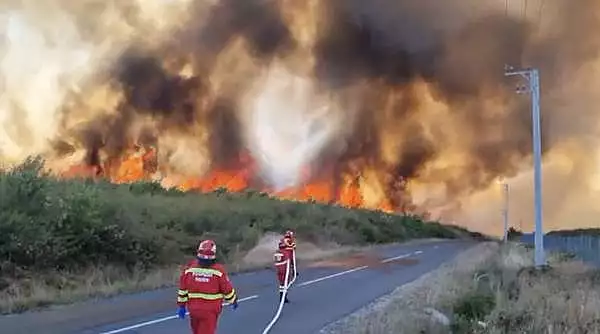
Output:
[{"xmin": 1, "ymin": 0, "xmax": 600, "ymax": 232}]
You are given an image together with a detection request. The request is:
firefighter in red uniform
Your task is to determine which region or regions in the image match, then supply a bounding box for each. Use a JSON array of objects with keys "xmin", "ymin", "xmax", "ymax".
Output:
[
  {"xmin": 176, "ymin": 240, "xmax": 238, "ymax": 334},
  {"xmin": 274, "ymin": 240, "xmax": 291, "ymax": 303},
  {"xmin": 282, "ymin": 230, "xmax": 297, "ymax": 277}
]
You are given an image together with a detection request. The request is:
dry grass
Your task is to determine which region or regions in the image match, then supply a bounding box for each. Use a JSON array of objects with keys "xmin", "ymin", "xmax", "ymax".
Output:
[
  {"xmin": 483, "ymin": 245, "xmax": 600, "ymax": 334},
  {"xmin": 0, "ymin": 233, "xmax": 371, "ymax": 314},
  {"xmin": 0, "ymin": 265, "xmax": 180, "ymax": 314}
]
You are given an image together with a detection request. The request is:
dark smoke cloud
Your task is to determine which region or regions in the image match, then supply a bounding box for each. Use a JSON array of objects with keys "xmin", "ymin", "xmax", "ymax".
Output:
[
  {"xmin": 314, "ymin": 0, "xmax": 427, "ymax": 87},
  {"xmin": 116, "ymin": 51, "xmax": 202, "ymax": 127},
  {"xmin": 57, "ymin": 0, "xmax": 301, "ymax": 172},
  {"xmin": 58, "ymin": 50, "xmax": 205, "ymax": 168},
  {"xmin": 526, "ymin": 0, "xmax": 600, "ymax": 148},
  {"xmin": 175, "ymin": 0, "xmax": 295, "ymax": 70},
  {"xmin": 311, "ymin": 0, "xmax": 537, "ymax": 201},
  {"xmin": 54, "ymin": 0, "xmax": 600, "ymax": 219},
  {"xmin": 206, "ymin": 97, "xmax": 244, "ymax": 168},
  {"xmin": 309, "ymin": 0, "xmax": 599, "ymax": 206}
]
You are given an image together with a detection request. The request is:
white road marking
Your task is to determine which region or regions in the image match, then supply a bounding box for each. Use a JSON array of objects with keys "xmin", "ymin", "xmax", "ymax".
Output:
[
  {"xmin": 380, "ymin": 253, "xmax": 411, "ymax": 263},
  {"xmin": 97, "ymin": 248, "xmax": 428, "ymax": 333},
  {"xmin": 297, "ymin": 250, "xmax": 423, "ymax": 287},
  {"xmin": 98, "ymin": 295, "xmax": 258, "ymax": 334},
  {"xmin": 296, "ymin": 265, "xmax": 369, "ymax": 287},
  {"xmin": 99, "ymin": 315, "xmax": 178, "ymax": 334}
]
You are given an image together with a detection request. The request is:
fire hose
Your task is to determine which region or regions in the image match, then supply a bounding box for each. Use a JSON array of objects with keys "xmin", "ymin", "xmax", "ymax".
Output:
[
  {"xmin": 288, "ymin": 248, "xmax": 298, "ymax": 285},
  {"xmin": 261, "ymin": 249, "xmax": 296, "ymax": 334}
]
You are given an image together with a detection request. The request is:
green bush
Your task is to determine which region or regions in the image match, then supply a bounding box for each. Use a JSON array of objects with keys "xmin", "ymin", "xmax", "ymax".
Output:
[
  {"xmin": 507, "ymin": 227, "xmax": 523, "ymax": 241},
  {"xmin": 452, "ymin": 291, "xmax": 496, "ymax": 321},
  {"xmin": 0, "ymin": 157, "xmax": 466, "ymax": 288}
]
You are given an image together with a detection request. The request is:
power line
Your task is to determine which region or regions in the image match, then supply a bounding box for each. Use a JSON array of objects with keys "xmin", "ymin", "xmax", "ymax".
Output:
[
  {"xmin": 522, "ymin": 0, "xmax": 529, "ymax": 20},
  {"xmin": 536, "ymin": 0, "xmax": 546, "ymax": 29}
]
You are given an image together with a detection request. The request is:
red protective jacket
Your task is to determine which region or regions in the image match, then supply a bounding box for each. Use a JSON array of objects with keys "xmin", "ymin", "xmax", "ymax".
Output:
[
  {"xmin": 177, "ymin": 261, "xmax": 237, "ymax": 315},
  {"xmin": 274, "ymin": 250, "xmax": 291, "ymax": 290},
  {"xmin": 282, "ymin": 236, "xmax": 296, "ymax": 258},
  {"xmin": 282, "ymin": 236, "xmax": 296, "ymax": 268}
]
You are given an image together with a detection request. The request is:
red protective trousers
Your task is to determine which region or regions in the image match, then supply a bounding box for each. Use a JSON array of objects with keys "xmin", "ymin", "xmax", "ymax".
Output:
[
  {"xmin": 277, "ymin": 271, "xmax": 287, "ymax": 290},
  {"xmin": 189, "ymin": 311, "xmax": 219, "ymax": 334},
  {"xmin": 274, "ymin": 250, "xmax": 290, "ymax": 291}
]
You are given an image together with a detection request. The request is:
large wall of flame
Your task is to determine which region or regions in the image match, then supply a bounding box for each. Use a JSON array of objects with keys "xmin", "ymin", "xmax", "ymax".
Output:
[{"xmin": 1, "ymin": 0, "xmax": 599, "ymax": 235}]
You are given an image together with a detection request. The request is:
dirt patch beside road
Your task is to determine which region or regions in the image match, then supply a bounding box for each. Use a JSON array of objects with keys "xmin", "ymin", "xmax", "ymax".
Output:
[{"xmin": 235, "ymin": 232, "xmax": 357, "ymax": 271}]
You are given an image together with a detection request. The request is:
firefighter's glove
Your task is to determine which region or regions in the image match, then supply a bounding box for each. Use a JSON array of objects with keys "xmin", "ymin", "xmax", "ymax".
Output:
[
  {"xmin": 231, "ymin": 300, "xmax": 239, "ymax": 310},
  {"xmin": 176, "ymin": 305, "xmax": 186, "ymax": 319}
]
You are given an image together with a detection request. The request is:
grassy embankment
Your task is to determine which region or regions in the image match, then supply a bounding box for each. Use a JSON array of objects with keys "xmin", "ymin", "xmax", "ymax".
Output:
[
  {"xmin": 0, "ymin": 157, "xmax": 468, "ymax": 314},
  {"xmin": 358, "ymin": 241, "xmax": 600, "ymax": 333}
]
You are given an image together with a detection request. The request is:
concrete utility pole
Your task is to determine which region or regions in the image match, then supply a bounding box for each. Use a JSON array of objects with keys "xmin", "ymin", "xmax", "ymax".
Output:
[
  {"xmin": 504, "ymin": 65, "xmax": 546, "ymax": 267},
  {"xmin": 502, "ymin": 182, "xmax": 509, "ymax": 242}
]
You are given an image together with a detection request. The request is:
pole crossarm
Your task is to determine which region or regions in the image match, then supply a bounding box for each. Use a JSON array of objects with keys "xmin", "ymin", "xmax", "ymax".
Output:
[
  {"xmin": 505, "ymin": 70, "xmax": 530, "ymax": 77},
  {"xmin": 504, "ymin": 65, "xmax": 534, "ymax": 78}
]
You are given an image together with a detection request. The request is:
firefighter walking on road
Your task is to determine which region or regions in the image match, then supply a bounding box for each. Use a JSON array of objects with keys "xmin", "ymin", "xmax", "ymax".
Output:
[
  {"xmin": 282, "ymin": 230, "xmax": 297, "ymax": 278},
  {"xmin": 274, "ymin": 240, "xmax": 291, "ymax": 303},
  {"xmin": 176, "ymin": 239, "xmax": 238, "ymax": 334}
]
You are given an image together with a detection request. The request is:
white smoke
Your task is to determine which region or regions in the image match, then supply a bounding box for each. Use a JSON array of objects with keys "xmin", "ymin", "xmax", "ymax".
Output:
[
  {"xmin": 0, "ymin": 0, "xmax": 193, "ymax": 166},
  {"xmin": 0, "ymin": 9, "xmax": 94, "ymax": 163},
  {"xmin": 242, "ymin": 64, "xmax": 345, "ymax": 190}
]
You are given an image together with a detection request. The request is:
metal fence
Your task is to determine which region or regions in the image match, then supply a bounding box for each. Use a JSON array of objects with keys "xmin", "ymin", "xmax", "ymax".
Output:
[{"xmin": 520, "ymin": 233, "xmax": 600, "ymax": 266}]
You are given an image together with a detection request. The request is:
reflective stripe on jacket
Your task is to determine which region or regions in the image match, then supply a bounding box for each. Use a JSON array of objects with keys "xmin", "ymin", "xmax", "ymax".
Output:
[{"xmin": 274, "ymin": 251, "xmax": 290, "ymax": 276}]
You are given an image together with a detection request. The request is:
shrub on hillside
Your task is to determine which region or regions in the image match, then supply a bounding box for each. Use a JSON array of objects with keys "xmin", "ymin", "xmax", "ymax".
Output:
[
  {"xmin": 0, "ymin": 158, "xmax": 465, "ymax": 295},
  {"xmin": 0, "ymin": 158, "xmax": 184, "ymax": 275},
  {"xmin": 507, "ymin": 227, "xmax": 523, "ymax": 241}
]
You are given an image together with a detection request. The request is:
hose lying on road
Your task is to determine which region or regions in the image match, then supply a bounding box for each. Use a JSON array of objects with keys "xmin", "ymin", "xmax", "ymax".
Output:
[{"xmin": 261, "ymin": 250, "xmax": 295, "ymax": 334}]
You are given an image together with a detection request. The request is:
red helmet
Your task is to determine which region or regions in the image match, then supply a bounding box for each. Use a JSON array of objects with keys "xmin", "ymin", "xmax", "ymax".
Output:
[
  {"xmin": 197, "ymin": 239, "xmax": 217, "ymax": 260},
  {"xmin": 284, "ymin": 230, "xmax": 294, "ymax": 238}
]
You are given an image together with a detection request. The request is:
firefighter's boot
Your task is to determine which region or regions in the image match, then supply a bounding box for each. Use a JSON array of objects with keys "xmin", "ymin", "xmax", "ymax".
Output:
[{"xmin": 279, "ymin": 292, "xmax": 290, "ymax": 303}]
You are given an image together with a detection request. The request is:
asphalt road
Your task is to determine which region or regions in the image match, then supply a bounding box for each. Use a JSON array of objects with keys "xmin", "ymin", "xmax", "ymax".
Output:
[{"xmin": 0, "ymin": 240, "xmax": 473, "ymax": 334}]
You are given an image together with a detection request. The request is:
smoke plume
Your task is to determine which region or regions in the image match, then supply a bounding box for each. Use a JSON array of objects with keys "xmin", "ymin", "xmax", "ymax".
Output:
[{"xmin": 1, "ymin": 0, "xmax": 599, "ymax": 235}]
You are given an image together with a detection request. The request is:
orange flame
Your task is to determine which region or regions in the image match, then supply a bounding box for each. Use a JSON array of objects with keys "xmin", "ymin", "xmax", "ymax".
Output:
[{"xmin": 60, "ymin": 146, "xmax": 398, "ymax": 213}]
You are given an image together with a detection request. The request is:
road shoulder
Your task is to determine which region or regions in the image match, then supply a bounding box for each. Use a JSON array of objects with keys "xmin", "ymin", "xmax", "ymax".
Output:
[{"xmin": 319, "ymin": 242, "xmax": 498, "ymax": 334}]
